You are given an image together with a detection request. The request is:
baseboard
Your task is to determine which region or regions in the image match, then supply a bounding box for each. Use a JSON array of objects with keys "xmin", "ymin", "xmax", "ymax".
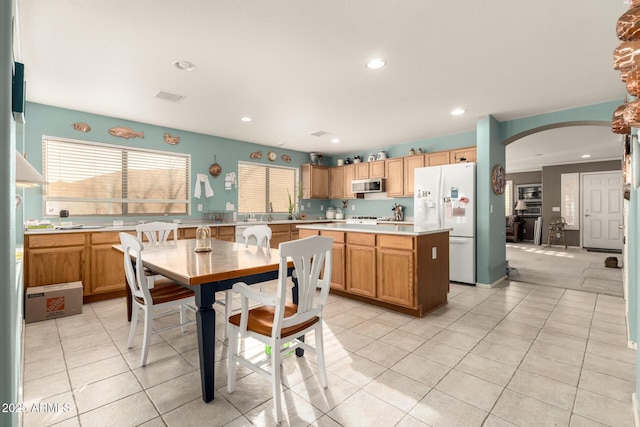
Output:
[{"xmin": 476, "ymin": 275, "xmax": 507, "ymax": 288}]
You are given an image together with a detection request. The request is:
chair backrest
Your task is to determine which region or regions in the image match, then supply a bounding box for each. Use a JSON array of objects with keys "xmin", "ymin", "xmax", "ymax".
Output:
[
  {"xmin": 550, "ymin": 217, "xmax": 566, "ymax": 229},
  {"xmin": 243, "ymin": 225, "xmax": 272, "ymax": 248},
  {"xmin": 136, "ymin": 222, "xmax": 178, "ymax": 245},
  {"xmin": 119, "ymin": 233, "xmax": 152, "ymax": 302},
  {"xmin": 274, "ymin": 235, "xmax": 333, "ymax": 334}
]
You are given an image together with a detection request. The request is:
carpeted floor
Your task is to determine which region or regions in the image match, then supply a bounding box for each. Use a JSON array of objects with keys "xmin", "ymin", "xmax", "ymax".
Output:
[{"xmin": 505, "ymin": 242, "xmax": 623, "ymax": 297}]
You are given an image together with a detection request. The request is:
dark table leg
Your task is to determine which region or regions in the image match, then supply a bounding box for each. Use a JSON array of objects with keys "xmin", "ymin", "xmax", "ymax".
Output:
[{"xmin": 194, "ymin": 285, "xmax": 216, "ymax": 402}]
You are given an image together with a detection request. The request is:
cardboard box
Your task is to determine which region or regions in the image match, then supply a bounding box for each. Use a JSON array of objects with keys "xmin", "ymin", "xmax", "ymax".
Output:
[{"xmin": 25, "ymin": 281, "xmax": 83, "ymax": 323}]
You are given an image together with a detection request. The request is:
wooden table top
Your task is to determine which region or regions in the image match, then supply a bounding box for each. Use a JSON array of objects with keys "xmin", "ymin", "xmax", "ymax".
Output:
[{"xmin": 113, "ymin": 238, "xmax": 285, "ymax": 286}]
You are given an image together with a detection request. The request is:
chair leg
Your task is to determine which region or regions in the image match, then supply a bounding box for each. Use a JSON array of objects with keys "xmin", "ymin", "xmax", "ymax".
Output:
[
  {"xmin": 227, "ymin": 325, "xmax": 238, "ymax": 393},
  {"xmin": 223, "ymin": 291, "xmax": 233, "ymax": 339},
  {"xmin": 179, "ymin": 304, "xmax": 187, "ymax": 333},
  {"xmin": 315, "ymin": 324, "xmax": 328, "ymax": 388},
  {"xmin": 127, "ymin": 304, "xmax": 139, "ymax": 349},
  {"xmin": 271, "ymin": 344, "xmax": 283, "ymax": 423},
  {"xmin": 140, "ymin": 306, "xmax": 153, "ymax": 367}
]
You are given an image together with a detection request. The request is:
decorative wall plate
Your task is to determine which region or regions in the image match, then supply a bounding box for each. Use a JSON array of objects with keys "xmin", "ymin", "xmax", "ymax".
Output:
[
  {"xmin": 267, "ymin": 151, "xmax": 277, "ymax": 161},
  {"xmin": 491, "ymin": 164, "xmax": 506, "ymax": 195}
]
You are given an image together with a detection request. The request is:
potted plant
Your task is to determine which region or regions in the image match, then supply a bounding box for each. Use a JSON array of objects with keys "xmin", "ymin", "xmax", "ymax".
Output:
[{"xmin": 287, "ymin": 190, "xmax": 295, "ymax": 220}]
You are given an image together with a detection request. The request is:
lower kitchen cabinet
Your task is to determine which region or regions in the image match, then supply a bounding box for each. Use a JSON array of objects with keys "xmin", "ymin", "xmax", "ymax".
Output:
[
  {"xmin": 345, "ymin": 233, "xmax": 377, "ymax": 298},
  {"xmin": 269, "ymin": 224, "xmax": 292, "ymax": 248},
  {"xmin": 377, "ymin": 235, "xmax": 414, "ymax": 307},
  {"xmin": 89, "ymin": 231, "xmax": 130, "ymax": 295}
]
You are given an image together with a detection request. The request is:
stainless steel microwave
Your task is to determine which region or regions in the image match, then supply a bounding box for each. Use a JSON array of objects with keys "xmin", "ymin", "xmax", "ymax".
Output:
[{"xmin": 352, "ymin": 178, "xmax": 385, "ymax": 193}]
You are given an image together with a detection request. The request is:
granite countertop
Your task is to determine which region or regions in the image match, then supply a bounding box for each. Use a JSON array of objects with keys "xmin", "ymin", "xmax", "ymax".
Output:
[
  {"xmin": 23, "ymin": 219, "xmax": 334, "ymax": 234},
  {"xmin": 296, "ymin": 222, "xmax": 451, "ymax": 236}
]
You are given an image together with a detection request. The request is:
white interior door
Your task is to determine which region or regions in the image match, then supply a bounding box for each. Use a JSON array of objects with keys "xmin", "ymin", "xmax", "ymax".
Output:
[{"xmin": 582, "ymin": 171, "xmax": 623, "ymax": 251}]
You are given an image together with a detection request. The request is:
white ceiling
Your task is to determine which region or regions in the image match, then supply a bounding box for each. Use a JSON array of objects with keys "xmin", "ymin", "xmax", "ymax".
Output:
[{"xmin": 16, "ymin": 0, "xmax": 628, "ymax": 171}]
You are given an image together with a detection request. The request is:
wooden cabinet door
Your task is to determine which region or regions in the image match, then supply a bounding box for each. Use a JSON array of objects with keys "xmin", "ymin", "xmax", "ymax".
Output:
[
  {"xmin": 451, "ymin": 146, "xmax": 477, "ymax": 163},
  {"xmin": 425, "ymin": 151, "xmax": 450, "ymax": 166},
  {"xmin": 404, "ymin": 155, "xmax": 424, "ymax": 196},
  {"xmin": 321, "ymin": 230, "xmax": 345, "ymax": 290},
  {"xmin": 345, "ymin": 233, "xmax": 376, "ymax": 297},
  {"xmin": 329, "ymin": 167, "xmax": 343, "ymax": 199},
  {"xmin": 369, "ymin": 160, "xmax": 386, "ymax": 178},
  {"xmin": 355, "ymin": 162, "xmax": 369, "ymax": 179},
  {"xmin": 302, "ymin": 164, "xmax": 330, "ymax": 199},
  {"xmin": 377, "ymin": 247, "xmax": 415, "ymax": 308},
  {"xmin": 26, "ymin": 247, "xmax": 86, "ymax": 290},
  {"xmin": 90, "ymin": 244, "xmax": 127, "ymax": 294},
  {"xmin": 343, "ymin": 164, "xmax": 356, "ymax": 199},
  {"xmin": 385, "ymin": 158, "xmax": 404, "ymax": 197}
]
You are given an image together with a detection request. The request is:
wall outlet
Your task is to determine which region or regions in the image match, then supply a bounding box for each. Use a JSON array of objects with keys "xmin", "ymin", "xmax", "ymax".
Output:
[
  {"xmin": 300, "ymin": 205, "xmax": 304, "ymax": 211},
  {"xmin": 352, "ymin": 205, "xmax": 355, "ymax": 211},
  {"xmin": 198, "ymin": 204, "xmax": 203, "ymax": 212},
  {"xmin": 320, "ymin": 205, "xmax": 324, "ymax": 211}
]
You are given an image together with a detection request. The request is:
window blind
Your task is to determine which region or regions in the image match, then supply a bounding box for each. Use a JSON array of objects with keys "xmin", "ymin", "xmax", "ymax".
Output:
[
  {"xmin": 42, "ymin": 136, "xmax": 190, "ymax": 216},
  {"xmin": 238, "ymin": 161, "xmax": 298, "ymax": 214}
]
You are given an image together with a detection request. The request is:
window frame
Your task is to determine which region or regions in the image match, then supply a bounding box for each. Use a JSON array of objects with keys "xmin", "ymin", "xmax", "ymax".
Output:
[{"xmin": 42, "ymin": 135, "xmax": 191, "ymax": 217}]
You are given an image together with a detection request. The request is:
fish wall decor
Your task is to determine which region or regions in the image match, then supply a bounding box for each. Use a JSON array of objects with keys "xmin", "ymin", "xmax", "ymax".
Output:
[
  {"xmin": 72, "ymin": 122, "xmax": 91, "ymax": 132},
  {"xmin": 108, "ymin": 126, "xmax": 145, "ymax": 139},
  {"xmin": 250, "ymin": 151, "xmax": 262, "ymax": 159},
  {"xmin": 281, "ymin": 154, "xmax": 291, "ymax": 163},
  {"xmin": 163, "ymin": 133, "xmax": 180, "ymax": 145}
]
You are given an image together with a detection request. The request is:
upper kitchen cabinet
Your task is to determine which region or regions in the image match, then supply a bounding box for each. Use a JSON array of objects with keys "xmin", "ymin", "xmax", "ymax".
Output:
[
  {"xmin": 329, "ymin": 167, "xmax": 344, "ymax": 199},
  {"xmin": 385, "ymin": 158, "xmax": 404, "ymax": 197},
  {"xmin": 343, "ymin": 164, "xmax": 356, "ymax": 199},
  {"xmin": 450, "ymin": 146, "xmax": 477, "ymax": 163},
  {"xmin": 369, "ymin": 160, "xmax": 386, "ymax": 178},
  {"xmin": 301, "ymin": 164, "xmax": 329, "ymax": 199},
  {"xmin": 355, "ymin": 162, "xmax": 370, "ymax": 179},
  {"xmin": 424, "ymin": 150, "xmax": 451, "ymax": 166},
  {"xmin": 403, "ymin": 155, "xmax": 424, "ymax": 196}
]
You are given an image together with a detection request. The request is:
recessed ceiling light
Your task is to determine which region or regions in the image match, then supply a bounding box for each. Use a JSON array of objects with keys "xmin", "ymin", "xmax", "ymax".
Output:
[
  {"xmin": 451, "ymin": 108, "xmax": 465, "ymax": 116},
  {"xmin": 173, "ymin": 60, "xmax": 196, "ymax": 71},
  {"xmin": 581, "ymin": 154, "xmax": 591, "ymax": 158},
  {"xmin": 240, "ymin": 117, "xmax": 252, "ymax": 122},
  {"xmin": 366, "ymin": 58, "xmax": 386, "ymax": 69},
  {"xmin": 331, "ymin": 138, "xmax": 340, "ymax": 143}
]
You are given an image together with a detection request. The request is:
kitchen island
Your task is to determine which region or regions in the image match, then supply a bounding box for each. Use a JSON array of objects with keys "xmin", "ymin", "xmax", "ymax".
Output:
[{"xmin": 296, "ymin": 223, "xmax": 451, "ymax": 317}]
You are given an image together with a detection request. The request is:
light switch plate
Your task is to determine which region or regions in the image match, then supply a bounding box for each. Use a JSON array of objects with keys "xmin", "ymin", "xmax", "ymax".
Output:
[{"xmin": 198, "ymin": 204, "xmax": 203, "ymax": 212}]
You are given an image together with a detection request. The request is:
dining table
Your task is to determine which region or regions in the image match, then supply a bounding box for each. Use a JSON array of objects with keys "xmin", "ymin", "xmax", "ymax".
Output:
[{"xmin": 112, "ymin": 237, "xmax": 295, "ymax": 403}]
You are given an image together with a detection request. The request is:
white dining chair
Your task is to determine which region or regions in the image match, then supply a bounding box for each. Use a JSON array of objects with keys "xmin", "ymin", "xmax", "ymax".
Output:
[
  {"xmin": 227, "ymin": 235, "xmax": 333, "ymax": 423},
  {"xmin": 218, "ymin": 225, "xmax": 272, "ymax": 338},
  {"xmin": 119, "ymin": 233, "xmax": 196, "ymax": 367},
  {"xmin": 136, "ymin": 221, "xmax": 178, "ymax": 245},
  {"xmin": 135, "ymin": 221, "xmax": 178, "ymax": 286}
]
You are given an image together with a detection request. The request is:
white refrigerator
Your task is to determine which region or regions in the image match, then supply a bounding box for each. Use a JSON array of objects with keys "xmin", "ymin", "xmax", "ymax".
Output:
[{"xmin": 414, "ymin": 163, "xmax": 476, "ymax": 284}]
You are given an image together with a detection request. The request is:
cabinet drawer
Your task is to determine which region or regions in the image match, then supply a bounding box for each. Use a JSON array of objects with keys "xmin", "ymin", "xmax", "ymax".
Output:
[
  {"xmin": 269, "ymin": 224, "xmax": 291, "ymax": 233},
  {"xmin": 91, "ymin": 231, "xmax": 135, "ymax": 245},
  {"xmin": 378, "ymin": 235, "xmax": 414, "ymax": 250},
  {"xmin": 347, "ymin": 233, "xmax": 375, "ymax": 246},
  {"xmin": 218, "ymin": 226, "xmax": 235, "ymax": 236},
  {"xmin": 27, "ymin": 233, "xmax": 86, "ymax": 249},
  {"xmin": 320, "ymin": 230, "xmax": 345, "ymax": 244}
]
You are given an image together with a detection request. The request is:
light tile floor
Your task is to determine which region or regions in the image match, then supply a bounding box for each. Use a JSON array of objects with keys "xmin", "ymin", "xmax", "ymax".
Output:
[{"xmin": 22, "ymin": 280, "xmax": 636, "ymax": 426}]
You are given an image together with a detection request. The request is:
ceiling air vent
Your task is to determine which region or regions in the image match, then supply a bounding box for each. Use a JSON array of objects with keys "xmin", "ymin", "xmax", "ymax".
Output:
[
  {"xmin": 154, "ymin": 90, "xmax": 185, "ymax": 102},
  {"xmin": 310, "ymin": 131, "xmax": 331, "ymax": 137}
]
